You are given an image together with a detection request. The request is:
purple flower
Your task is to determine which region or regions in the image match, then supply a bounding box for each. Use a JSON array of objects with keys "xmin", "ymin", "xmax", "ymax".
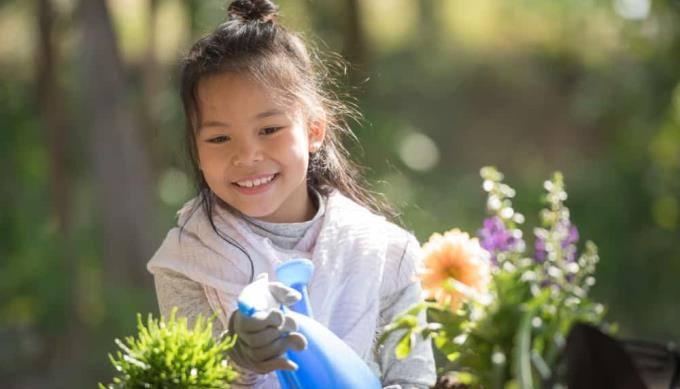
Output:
[
  {"xmin": 478, "ymin": 216, "xmax": 518, "ymax": 264},
  {"xmin": 534, "ymin": 224, "xmax": 579, "ymax": 264},
  {"xmin": 563, "ymin": 225, "xmax": 579, "ymax": 262},
  {"xmin": 535, "ymin": 238, "xmax": 547, "ymax": 263}
]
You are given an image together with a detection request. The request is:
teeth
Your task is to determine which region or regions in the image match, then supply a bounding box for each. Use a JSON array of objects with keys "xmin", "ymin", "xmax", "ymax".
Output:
[{"xmin": 236, "ymin": 174, "xmax": 275, "ymax": 188}]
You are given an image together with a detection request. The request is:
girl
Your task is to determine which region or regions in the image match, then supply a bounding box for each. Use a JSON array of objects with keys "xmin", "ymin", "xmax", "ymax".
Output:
[{"xmin": 147, "ymin": 1, "xmax": 436, "ymax": 388}]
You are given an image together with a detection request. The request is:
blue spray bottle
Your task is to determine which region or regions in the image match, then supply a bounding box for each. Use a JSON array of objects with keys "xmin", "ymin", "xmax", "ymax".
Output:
[{"xmin": 237, "ymin": 259, "xmax": 381, "ymax": 389}]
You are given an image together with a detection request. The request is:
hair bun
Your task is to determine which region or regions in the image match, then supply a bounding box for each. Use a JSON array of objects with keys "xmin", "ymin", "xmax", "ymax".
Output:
[{"xmin": 227, "ymin": 0, "xmax": 279, "ymax": 23}]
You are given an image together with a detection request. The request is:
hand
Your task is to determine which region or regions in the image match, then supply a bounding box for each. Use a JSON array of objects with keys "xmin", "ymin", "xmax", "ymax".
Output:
[{"xmin": 228, "ymin": 282, "xmax": 308, "ymax": 373}]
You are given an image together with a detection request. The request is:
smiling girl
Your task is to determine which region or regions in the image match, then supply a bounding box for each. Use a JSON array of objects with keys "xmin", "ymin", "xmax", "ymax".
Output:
[
  {"xmin": 147, "ymin": 1, "xmax": 436, "ymax": 388},
  {"xmin": 195, "ymin": 74, "xmax": 321, "ymax": 223}
]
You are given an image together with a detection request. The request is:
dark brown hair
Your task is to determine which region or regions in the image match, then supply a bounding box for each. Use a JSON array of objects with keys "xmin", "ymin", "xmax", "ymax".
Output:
[{"xmin": 179, "ymin": 0, "xmax": 394, "ymax": 278}]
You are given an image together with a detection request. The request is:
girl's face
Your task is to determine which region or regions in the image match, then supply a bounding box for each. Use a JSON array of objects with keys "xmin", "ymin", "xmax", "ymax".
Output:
[{"xmin": 195, "ymin": 73, "xmax": 325, "ymax": 223}]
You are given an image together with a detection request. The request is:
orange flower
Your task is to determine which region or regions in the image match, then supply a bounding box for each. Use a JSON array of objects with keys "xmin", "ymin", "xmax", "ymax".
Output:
[{"xmin": 420, "ymin": 229, "xmax": 491, "ymax": 311}]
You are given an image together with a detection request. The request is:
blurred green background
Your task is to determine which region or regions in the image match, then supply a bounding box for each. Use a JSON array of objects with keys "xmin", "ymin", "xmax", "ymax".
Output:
[{"xmin": 1, "ymin": 0, "xmax": 679, "ymax": 387}]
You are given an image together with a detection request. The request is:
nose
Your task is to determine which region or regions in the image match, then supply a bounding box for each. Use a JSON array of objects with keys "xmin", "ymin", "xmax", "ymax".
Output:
[{"xmin": 231, "ymin": 138, "xmax": 263, "ymax": 167}]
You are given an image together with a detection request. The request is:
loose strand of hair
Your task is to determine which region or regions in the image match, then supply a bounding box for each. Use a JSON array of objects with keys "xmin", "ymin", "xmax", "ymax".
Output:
[{"xmin": 178, "ymin": 187, "xmax": 256, "ymax": 283}]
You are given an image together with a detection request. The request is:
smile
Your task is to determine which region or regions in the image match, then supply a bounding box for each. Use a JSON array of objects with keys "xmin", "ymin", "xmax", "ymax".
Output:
[{"xmin": 234, "ymin": 174, "xmax": 277, "ymax": 188}]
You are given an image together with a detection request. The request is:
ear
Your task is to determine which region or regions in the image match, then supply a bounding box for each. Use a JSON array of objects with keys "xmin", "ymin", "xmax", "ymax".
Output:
[{"xmin": 307, "ymin": 114, "xmax": 327, "ymax": 153}]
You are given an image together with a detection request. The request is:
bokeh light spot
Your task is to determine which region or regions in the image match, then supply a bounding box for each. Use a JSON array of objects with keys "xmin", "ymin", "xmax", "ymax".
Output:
[
  {"xmin": 398, "ymin": 132, "xmax": 440, "ymax": 172},
  {"xmin": 613, "ymin": 0, "xmax": 650, "ymax": 21},
  {"xmin": 158, "ymin": 168, "xmax": 192, "ymax": 206}
]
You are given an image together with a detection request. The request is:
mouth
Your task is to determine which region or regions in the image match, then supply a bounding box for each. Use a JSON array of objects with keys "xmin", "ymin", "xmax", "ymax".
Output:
[
  {"xmin": 232, "ymin": 173, "xmax": 278, "ymax": 188},
  {"xmin": 231, "ymin": 173, "xmax": 279, "ymax": 194}
]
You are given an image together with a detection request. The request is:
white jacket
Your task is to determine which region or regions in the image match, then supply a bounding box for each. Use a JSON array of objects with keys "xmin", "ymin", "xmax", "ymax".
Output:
[{"xmin": 147, "ymin": 190, "xmax": 436, "ymax": 388}]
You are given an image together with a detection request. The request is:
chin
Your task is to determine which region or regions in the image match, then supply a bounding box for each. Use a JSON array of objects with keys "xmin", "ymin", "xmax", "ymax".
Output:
[{"xmin": 236, "ymin": 204, "xmax": 278, "ymax": 220}]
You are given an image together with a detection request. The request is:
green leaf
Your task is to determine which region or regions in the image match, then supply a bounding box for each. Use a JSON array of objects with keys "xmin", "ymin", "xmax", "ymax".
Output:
[
  {"xmin": 514, "ymin": 309, "xmax": 536, "ymax": 389},
  {"xmin": 395, "ymin": 331, "xmax": 414, "ymax": 359},
  {"xmin": 100, "ymin": 308, "xmax": 238, "ymax": 388}
]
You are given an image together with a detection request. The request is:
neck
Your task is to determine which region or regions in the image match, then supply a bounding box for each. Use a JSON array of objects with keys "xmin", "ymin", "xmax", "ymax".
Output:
[{"xmin": 256, "ymin": 188, "xmax": 318, "ymax": 224}]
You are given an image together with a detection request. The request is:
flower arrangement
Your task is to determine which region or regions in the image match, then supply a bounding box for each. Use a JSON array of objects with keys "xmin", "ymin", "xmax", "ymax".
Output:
[
  {"xmin": 99, "ymin": 308, "xmax": 238, "ymax": 389},
  {"xmin": 383, "ymin": 167, "xmax": 607, "ymax": 388}
]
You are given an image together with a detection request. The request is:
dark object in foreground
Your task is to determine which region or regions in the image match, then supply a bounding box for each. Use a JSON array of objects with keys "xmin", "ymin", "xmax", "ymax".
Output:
[
  {"xmin": 622, "ymin": 337, "xmax": 680, "ymax": 389},
  {"xmin": 566, "ymin": 323, "xmax": 680, "ymax": 389},
  {"xmin": 432, "ymin": 373, "xmax": 469, "ymax": 389},
  {"xmin": 431, "ymin": 323, "xmax": 680, "ymax": 389},
  {"xmin": 565, "ymin": 323, "xmax": 647, "ymax": 389}
]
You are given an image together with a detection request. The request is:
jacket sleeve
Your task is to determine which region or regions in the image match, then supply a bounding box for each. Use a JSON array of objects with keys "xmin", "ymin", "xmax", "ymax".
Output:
[
  {"xmin": 152, "ymin": 268, "xmax": 266, "ymax": 388},
  {"xmin": 377, "ymin": 227, "xmax": 437, "ymax": 389},
  {"xmin": 153, "ymin": 268, "xmax": 223, "ymax": 336}
]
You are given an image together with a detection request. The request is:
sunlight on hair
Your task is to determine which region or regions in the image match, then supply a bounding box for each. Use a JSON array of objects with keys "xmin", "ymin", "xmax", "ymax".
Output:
[
  {"xmin": 398, "ymin": 131, "xmax": 439, "ymax": 172},
  {"xmin": 158, "ymin": 167, "xmax": 192, "ymax": 206},
  {"xmin": 613, "ymin": 0, "xmax": 651, "ymax": 21}
]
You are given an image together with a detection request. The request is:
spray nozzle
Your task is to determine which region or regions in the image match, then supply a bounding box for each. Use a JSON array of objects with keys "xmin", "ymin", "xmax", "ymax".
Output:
[{"xmin": 237, "ymin": 273, "xmax": 279, "ymax": 317}]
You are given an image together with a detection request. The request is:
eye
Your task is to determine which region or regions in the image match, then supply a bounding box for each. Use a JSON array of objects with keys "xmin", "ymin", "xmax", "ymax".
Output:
[
  {"xmin": 207, "ymin": 135, "xmax": 230, "ymax": 144},
  {"xmin": 261, "ymin": 126, "xmax": 283, "ymax": 135}
]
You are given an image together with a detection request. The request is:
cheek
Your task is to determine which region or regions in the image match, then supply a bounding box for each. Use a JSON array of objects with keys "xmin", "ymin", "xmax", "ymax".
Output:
[
  {"xmin": 197, "ymin": 147, "xmax": 226, "ymax": 177},
  {"xmin": 286, "ymin": 137, "xmax": 310, "ymax": 168},
  {"xmin": 290, "ymin": 125, "xmax": 311, "ymax": 153},
  {"xmin": 196, "ymin": 146, "xmax": 209, "ymax": 171}
]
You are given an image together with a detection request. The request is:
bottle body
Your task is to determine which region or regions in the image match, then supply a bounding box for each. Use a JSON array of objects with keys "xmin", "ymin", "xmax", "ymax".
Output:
[{"xmin": 238, "ymin": 259, "xmax": 381, "ymax": 389}]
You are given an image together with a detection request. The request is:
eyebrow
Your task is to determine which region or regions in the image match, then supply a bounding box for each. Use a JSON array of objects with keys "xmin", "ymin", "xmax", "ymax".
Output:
[{"xmin": 199, "ymin": 109, "xmax": 286, "ymax": 130}]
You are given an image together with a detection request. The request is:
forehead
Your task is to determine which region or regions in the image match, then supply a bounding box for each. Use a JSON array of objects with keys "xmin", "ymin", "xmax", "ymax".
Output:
[{"xmin": 196, "ymin": 72, "xmax": 293, "ymax": 117}]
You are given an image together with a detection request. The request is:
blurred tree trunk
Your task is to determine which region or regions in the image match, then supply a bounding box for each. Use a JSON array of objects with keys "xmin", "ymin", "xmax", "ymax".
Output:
[
  {"xmin": 37, "ymin": 0, "xmax": 70, "ymax": 233},
  {"xmin": 36, "ymin": 1, "xmax": 88, "ymax": 386},
  {"xmin": 140, "ymin": 0, "xmax": 163, "ymax": 173},
  {"xmin": 417, "ymin": 0, "xmax": 438, "ymax": 48},
  {"xmin": 76, "ymin": 0, "xmax": 156, "ymax": 289},
  {"xmin": 342, "ymin": 0, "xmax": 366, "ymax": 67},
  {"xmin": 301, "ymin": 0, "xmax": 368, "ymax": 90}
]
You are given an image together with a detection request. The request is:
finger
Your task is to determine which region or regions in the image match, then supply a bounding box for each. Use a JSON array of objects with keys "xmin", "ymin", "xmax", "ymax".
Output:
[
  {"xmin": 269, "ymin": 282, "xmax": 302, "ymax": 306},
  {"xmin": 239, "ymin": 326, "xmax": 284, "ymax": 348},
  {"xmin": 279, "ymin": 314, "xmax": 298, "ymax": 333},
  {"xmin": 249, "ymin": 337, "xmax": 293, "ymax": 362},
  {"xmin": 255, "ymin": 357, "xmax": 299, "ymax": 373},
  {"xmin": 285, "ymin": 332, "xmax": 307, "ymax": 352},
  {"xmin": 248, "ymin": 332, "xmax": 308, "ymax": 362},
  {"xmin": 236, "ymin": 309, "xmax": 284, "ymax": 333}
]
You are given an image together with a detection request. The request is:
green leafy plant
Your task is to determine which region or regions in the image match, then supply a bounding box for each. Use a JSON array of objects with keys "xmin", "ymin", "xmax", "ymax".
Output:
[
  {"xmin": 382, "ymin": 167, "xmax": 611, "ymax": 388},
  {"xmin": 99, "ymin": 307, "xmax": 238, "ymax": 389}
]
